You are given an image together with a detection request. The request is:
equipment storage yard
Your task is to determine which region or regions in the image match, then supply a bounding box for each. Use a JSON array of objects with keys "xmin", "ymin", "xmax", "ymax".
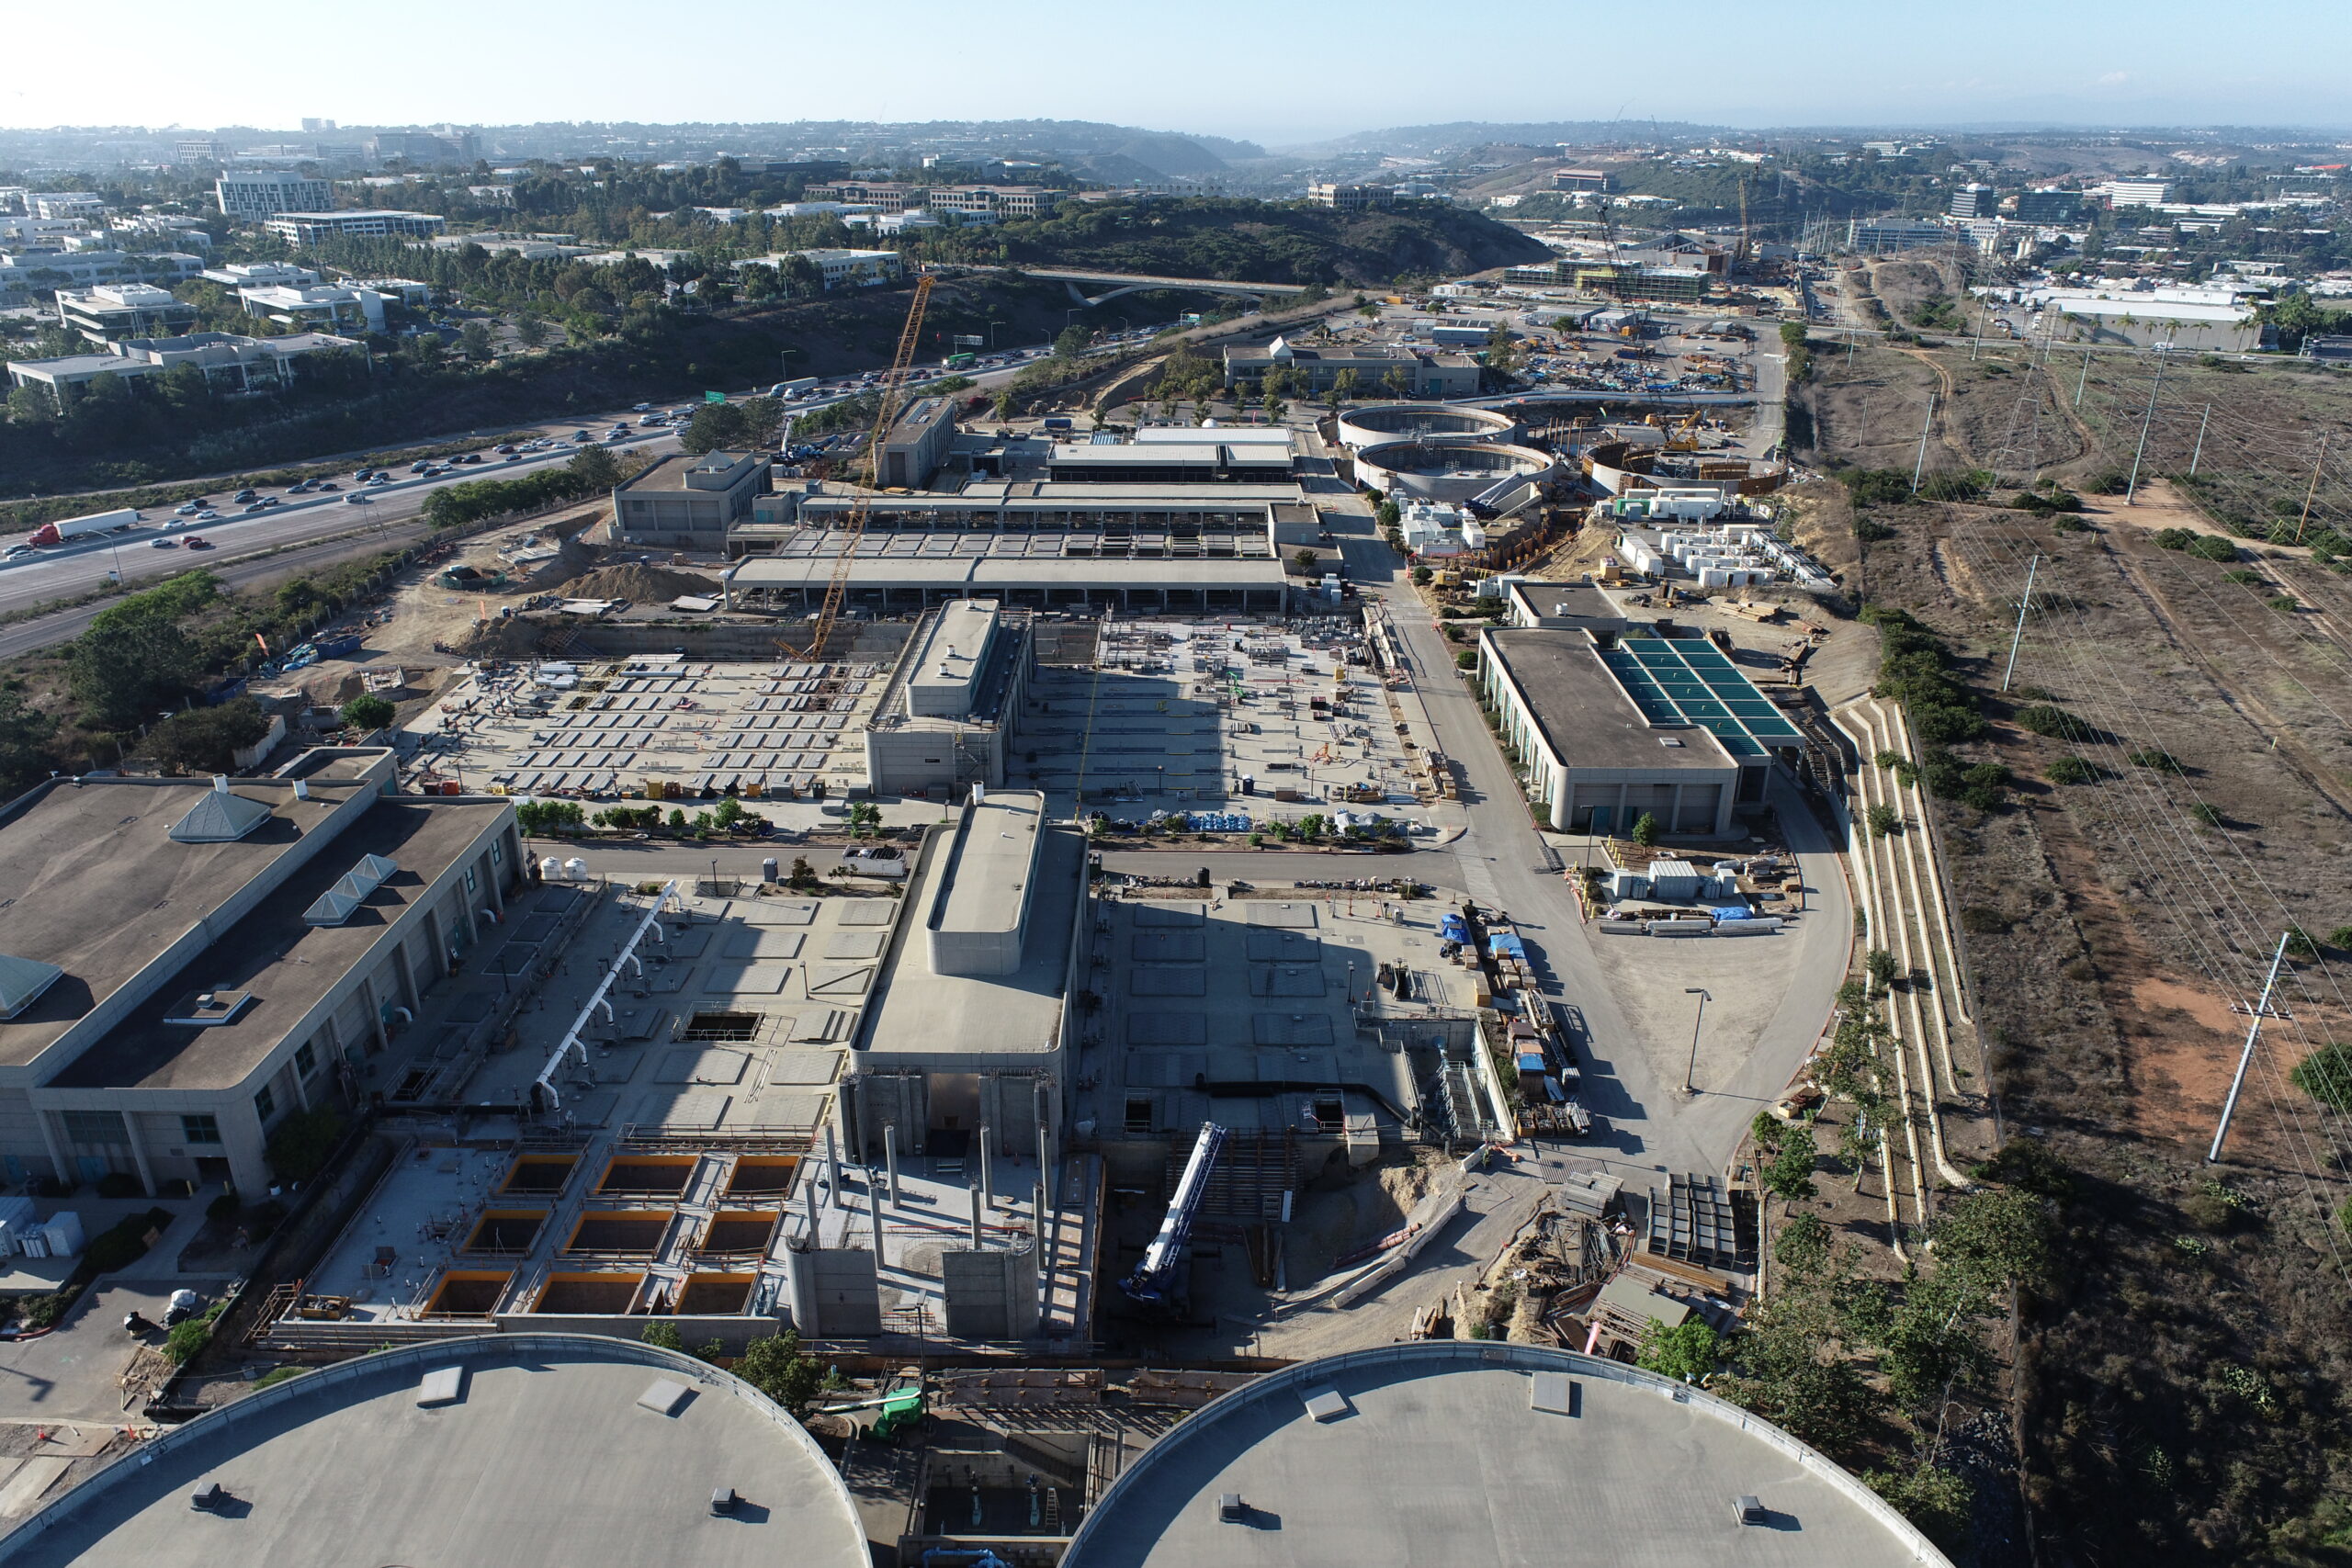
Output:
[
  {"xmin": 1027, "ymin": 615, "xmax": 1433, "ymax": 822},
  {"xmin": 401, "ymin": 650, "xmax": 900, "ymax": 806}
]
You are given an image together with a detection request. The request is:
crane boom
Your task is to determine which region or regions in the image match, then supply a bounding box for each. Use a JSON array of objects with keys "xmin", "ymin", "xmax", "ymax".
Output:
[{"xmin": 786, "ymin": 271, "xmax": 936, "ymax": 660}]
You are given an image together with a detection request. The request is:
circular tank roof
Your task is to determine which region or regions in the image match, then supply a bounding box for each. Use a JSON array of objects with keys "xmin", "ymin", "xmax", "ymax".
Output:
[
  {"xmin": 1065, "ymin": 1342, "xmax": 1952, "ymax": 1568},
  {"xmin": 2, "ymin": 1334, "xmax": 869, "ymax": 1568},
  {"xmin": 1336, "ymin": 403, "xmax": 1517, "ymax": 449}
]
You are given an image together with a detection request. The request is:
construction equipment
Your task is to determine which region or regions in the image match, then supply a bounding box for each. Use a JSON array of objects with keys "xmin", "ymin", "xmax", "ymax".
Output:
[
  {"xmin": 1121, "ymin": 1122, "xmax": 1226, "ymax": 1309},
  {"xmin": 781, "ymin": 271, "xmax": 936, "ymax": 660},
  {"xmin": 817, "ymin": 1382, "xmax": 930, "ymax": 1442}
]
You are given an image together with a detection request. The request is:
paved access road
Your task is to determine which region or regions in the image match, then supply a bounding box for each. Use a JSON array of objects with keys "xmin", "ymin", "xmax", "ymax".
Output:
[{"xmin": 1303, "ymin": 423, "xmax": 1849, "ymax": 1188}]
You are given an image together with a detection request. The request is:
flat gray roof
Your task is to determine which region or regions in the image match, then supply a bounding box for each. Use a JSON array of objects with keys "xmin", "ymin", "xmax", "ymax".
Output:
[
  {"xmin": 1, "ymin": 1334, "xmax": 868, "ymax": 1568},
  {"xmin": 1484, "ymin": 628, "xmax": 1736, "ymax": 773},
  {"xmin": 48, "ymin": 797, "xmax": 505, "ymax": 1092},
  {"xmin": 1067, "ymin": 1342, "xmax": 1951, "ymax": 1568},
  {"xmin": 1511, "ymin": 579, "xmax": 1625, "ymax": 623},
  {"xmin": 860, "ymin": 818, "xmax": 1081, "ymax": 1059},
  {"xmin": 0, "ymin": 773, "xmax": 373, "ymax": 1074},
  {"xmin": 731, "ymin": 558, "xmax": 1289, "ymax": 589},
  {"xmin": 937, "ymin": 791, "xmax": 1043, "ymax": 938}
]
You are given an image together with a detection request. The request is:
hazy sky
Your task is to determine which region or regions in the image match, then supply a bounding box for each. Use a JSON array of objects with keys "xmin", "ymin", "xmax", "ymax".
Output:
[{"xmin": 6, "ymin": 0, "xmax": 2348, "ymax": 146}]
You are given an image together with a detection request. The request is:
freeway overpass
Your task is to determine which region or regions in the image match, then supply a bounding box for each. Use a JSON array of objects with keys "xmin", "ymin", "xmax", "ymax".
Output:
[{"xmin": 1013, "ymin": 267, "xmax": 1312, "ymax": 308}]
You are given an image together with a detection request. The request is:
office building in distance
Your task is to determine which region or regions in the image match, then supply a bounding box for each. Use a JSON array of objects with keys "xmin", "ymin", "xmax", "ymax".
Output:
[
  {"xmin": 215, "ymin": 170, "xmax": 332, "ymax": 218},
  {"xmin": 264, "ymin": 209, "xmax": 447, "ymax": 244}
]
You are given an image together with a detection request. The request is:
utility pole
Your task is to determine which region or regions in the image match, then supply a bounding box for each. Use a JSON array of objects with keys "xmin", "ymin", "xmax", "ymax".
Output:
[
  {"xmin": 2124, "ymin": 348, "xmax": 2168, "ymax": 504},
  {"xmin": 2188, "ymin": 402, "xmax": 2211, "ymax": 477},
  {"xmin": 2294, "ymin": 432, "xmax": 2330, "ymax": 545},
  {"xmin": 2210, "ymin": 933, "xmax": 2292, "ymax": 1163},
  {"xmin": 2001, "ymin": 555, "xmax": 2040, "ymax": 693},
  {"xmin": 2075, "ymin": 347, "xmax": 2091, "ymax": 409},
  {"xmin": 1911, "ymin": 394, "xmax": 1936, "ymax": 492}
]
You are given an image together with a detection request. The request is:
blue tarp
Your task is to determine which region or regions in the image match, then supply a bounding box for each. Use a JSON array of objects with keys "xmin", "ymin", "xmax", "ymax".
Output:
[
  {"xmin": 1487, "ymin": 931, "xmax": 1527, "ymax": 960},
  {"xmin": 1710, "ymin": 905, "xmax": 1756, "ymax": 920},
  {"xmin": 1440, "ymin": 914, "xmax": 1472, "ymax": 942}
]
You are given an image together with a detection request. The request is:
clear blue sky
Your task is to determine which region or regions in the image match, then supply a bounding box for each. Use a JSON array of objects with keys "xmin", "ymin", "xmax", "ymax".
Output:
[{"xmin": 6, "ymin": 0, "xmax": 2346, "ymax": 146}]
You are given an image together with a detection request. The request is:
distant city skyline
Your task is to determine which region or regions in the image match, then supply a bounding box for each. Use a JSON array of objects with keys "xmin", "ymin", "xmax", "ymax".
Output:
[{"xmin": 4, "ymin": 0, "xmax": 2349, "ymax": 148}]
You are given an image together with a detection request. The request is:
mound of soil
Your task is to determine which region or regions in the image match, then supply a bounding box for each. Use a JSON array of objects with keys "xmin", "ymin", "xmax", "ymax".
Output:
[{"xmin": 561, "ymin": 564, "xmax": 725, "ymax": 602}]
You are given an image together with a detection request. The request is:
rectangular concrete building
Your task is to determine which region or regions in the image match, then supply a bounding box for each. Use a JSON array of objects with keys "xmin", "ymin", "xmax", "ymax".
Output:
[
  {"xmin": 837, "ymin": 790, "xmax": 1085, "ymax": 1165},
  {"xmin": 0, "ymin": 751, "xmax": 522, "ymax": 1195},
  {"xmin": 864, "ymin": 599, "xmax": 1031, "ymax": 795},
  {"xmin": 1478, "ymin": 627, "xmax": 1746, "ymax": 834},
  {"xmin": 613, "ymin": 451, "xmax": 767, "ymax": 549}
]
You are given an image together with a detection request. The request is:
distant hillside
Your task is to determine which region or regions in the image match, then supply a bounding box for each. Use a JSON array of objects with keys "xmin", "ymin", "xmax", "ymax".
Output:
[
  {"xmin": 958, "ymin": 199, "xmax": 1553, "ymax": 286},
  {"xmin": 1279, "ymin": 120, "xmax": 1731, "ymax": 159}
]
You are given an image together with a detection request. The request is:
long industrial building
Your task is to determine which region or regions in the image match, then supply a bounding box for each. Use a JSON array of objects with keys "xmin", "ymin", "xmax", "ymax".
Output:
[
  {"xmin": 1477, "ymin": 625, "xmax": 1804, "ymax": 833},
  {"xmin": 721, "ymin": 422, "xmax": 1316, "ymax": 615},
  {"xmin": 0, "ymin": 750, "xmax": 521, "ymax": 1196}
]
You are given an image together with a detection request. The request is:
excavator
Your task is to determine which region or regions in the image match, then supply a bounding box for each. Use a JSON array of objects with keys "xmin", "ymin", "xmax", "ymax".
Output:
[{"xmin": 780, "ymin": 271, "xmax": 937, "ymax": 660}]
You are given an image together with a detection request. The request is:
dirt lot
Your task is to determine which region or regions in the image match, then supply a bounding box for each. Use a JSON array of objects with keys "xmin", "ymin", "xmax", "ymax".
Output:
[{"xmin": 1797, "ymin": 335, "xmax": 2352, "ymax": 1562}]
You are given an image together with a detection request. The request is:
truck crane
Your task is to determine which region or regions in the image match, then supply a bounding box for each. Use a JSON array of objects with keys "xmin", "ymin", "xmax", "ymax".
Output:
[
  {"xmin": 781, "ymin": 271, "xmax": 936, "ymax": 660},
  {"xmin": 1120, "ymin": 1121, "xmax": 1226, "ymax": 1310}
]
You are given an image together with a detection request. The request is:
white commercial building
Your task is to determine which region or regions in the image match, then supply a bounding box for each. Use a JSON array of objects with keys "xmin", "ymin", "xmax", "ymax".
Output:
[
  {"xmin": 199, "ymin": 261, "xmax": 321, "ymax": 289},
  {"xmin": 216, "ymin": 170, "xmax": 332, "ymax": 219},
  {"xmin": 28, "ymin": 192, "xmax": 105, "ymax": 221},
  {"xmin": 793, "ymin": 248, "xmax": 904, "ymax": 289},
  {"xmin": 264, "ymin": 209, "xmax": 447, "ymax": 244},
  {"xmin": 237, "ymin": 281, "xmax": 401, "ymax": 333}
]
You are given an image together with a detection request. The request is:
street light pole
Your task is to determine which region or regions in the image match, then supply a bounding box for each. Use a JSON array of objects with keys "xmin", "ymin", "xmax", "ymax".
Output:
[{"xmin": 1680, "ymin": 987, "xmax": 1709, "ymax": 1095}]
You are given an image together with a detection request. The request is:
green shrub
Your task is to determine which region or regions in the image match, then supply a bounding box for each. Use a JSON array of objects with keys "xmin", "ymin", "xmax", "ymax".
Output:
[
  {"xmin": 2268, "ymin": 594, "xmax": 2299, "ymax": 613},
  {"xmin": 2188, "ymin": 802, "xmax": 2222, "ymax": 827},
  {"xmin": 2152, "ymin": 528, "xmax": 2195, "ymax": 551},
  {"xmin": 85, "ymin": 1208, "xmax": 172, "ymax": 1275},
  {"xmin": 2222, "ymin": 568, "xmax": 2267, "ymax": 585},
  {"xmin": 2045, "ymin": 755, "xmax": 2100, "ymax": 785},
  {"xmin": 2083, "ymin": 468, "xmax": 2130, "ymax": 494},
  {"xmin": 2328, "ymin": 926, "xmax": 2352, "ymax": 952},
  {"xmin": 2282, "ymin": 926, "xmax": 2318, "ymax": 959},
  {"xmin": 2290, "ymin": 1041, "xmax": 2352, "ymax": 1111},
  {"xmin": 1853, "ymin": 516, "xmax": 1895, "ymax": 543},
  {"xmin": 2187, "ymin": 535, "xmax": 2238, "ymax": 562},
  {"xmin": 1959, "ymin": 906, "xmax": 2009, "ymax": 934},
  {"xmin": 165, "ymin": 1306, "xmax": 221, "ymax": 1366},
  {"xmin": 1867, "ymin": 804, "xmax": 1901, "ymax": 838},
  {"xmin": 2014, "ymin": 703, "xmax": 2082, "ymax": 739},
  {"xmin": 2125, "ymin": 749, "xmax": 2182, "ymax": 772}
]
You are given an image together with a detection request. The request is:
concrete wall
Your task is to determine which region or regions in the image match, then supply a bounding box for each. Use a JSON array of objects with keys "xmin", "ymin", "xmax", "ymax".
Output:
[
  {"xmin": 785, "ymin": 1243, "xmax": 883, "ymax": 1337},
  {"xmin": 940, "ymin": 1244, "xmax": 1040, "ymax": 1339}
]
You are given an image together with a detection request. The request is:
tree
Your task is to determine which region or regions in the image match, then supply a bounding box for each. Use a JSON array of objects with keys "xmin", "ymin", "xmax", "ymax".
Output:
[
  {"xmin": 1636, "ymin": 1317, "xmax": 1722, "ymax": 1382},
  {"xmin": 513, "ymin": 313, "xmax": 550, "ymax": 349},
  {"xmin": 147, "ymin": 698, "xmax": 272, "ymax": 774},
  {"xmin": 1760, "ymin": 1126, "xmax": 1819, "ymax": 1200},
  {"xmin": 1630, "ymin": 811, "xmax": 1659, "ymax": 847},
  {"xmin": 640, "ymin": 1321, "xmax": 685, "ymax": 1351},
  {"xmin": 734, "ymin": 1330, "xmax": 824, "ymax": 1414},
  {"xmin": 1292, "ymin": 549, "xmax": 1319, "ymax": 573},
  {"xmin": 1866, "ymin": 947, "xmax": 1899, "ymax": 990},
  {"xmin": 340, "ymin": 694, "xmax": 396, "ymax": 732},
  {"xmin": 1054, "ymin": 324, "xmax": 1091, "ymax": 359},
  {"xmin": 515, "ymin": 799, "xmax": 586, "ymax": 834},
  {"xmin": 265, "ymin": 1106, "xmax": 345, "ymax": 1184},
  {"xmin": 458, "ymin": 321, "xmax": 494, "ymax": 362},
  {"xmin": 1330, "ymin": 368, "xmax": 1359, "ymax": 404},
  {"xmin": 567, "ymin": 443, "xmax": 622, "ymax": 490},
  {"xmin": 70, "ymin": 617, "xmax": 200, "ymax": 730},
  {"xmin": 1773, "ymin": 1211, "xmax": 1833, "ymax": 1276},
  {"xmin": 1866, "ymin": 803, "xmax": 1901, "ymax": 838},
  {"xmin": 0, "ymin": 691, "xmax": 58, "ymax": 798}
]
